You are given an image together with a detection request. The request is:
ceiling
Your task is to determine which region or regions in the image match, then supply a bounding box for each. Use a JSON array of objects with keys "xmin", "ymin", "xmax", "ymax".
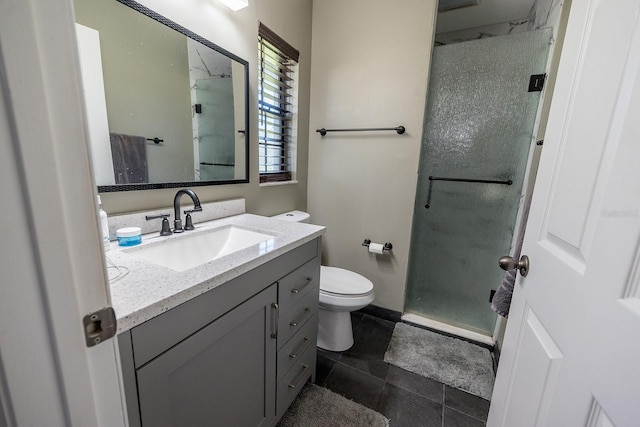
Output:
[{"xmin": 436, "ymin": 0, "xmax": 537, "ymax": 34}]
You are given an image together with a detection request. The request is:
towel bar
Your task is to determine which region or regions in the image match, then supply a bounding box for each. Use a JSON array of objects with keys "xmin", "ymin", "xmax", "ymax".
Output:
[
  {"xmin": 425, "ymin": 176, "xmax": 513, "ymax": 208},
  {"xmin": 316, "ymin": 126, "xmax": 405, "ymax": 136}
]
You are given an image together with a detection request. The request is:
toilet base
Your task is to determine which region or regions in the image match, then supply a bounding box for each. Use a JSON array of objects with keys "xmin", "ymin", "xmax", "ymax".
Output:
[{"xmin": 317, "ymin": 308, "xmax": 354, "ymax": 352}]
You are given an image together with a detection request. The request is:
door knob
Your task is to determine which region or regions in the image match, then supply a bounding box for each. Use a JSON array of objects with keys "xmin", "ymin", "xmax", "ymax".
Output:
[{"xmin": 499, "ymin": 255, "xmax": 530, "ymax": 277}]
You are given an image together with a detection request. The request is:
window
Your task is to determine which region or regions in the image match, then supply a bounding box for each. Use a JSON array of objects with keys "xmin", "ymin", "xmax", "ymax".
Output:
[{"xmin": 258, "ymin": 23, "xmax": 299, "ymax": 183}]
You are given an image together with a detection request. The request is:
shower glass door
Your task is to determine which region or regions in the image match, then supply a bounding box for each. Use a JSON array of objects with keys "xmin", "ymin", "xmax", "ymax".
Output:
[
  {"xmin": 195, "ymin": 77, "xmax": 236, "ymax": 181},
  {"xmin": 405, "ymin": 29, "xmax": 552, "ymax": 335}
]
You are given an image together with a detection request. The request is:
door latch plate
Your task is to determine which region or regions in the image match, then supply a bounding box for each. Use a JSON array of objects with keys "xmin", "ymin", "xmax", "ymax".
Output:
[{"xmin": 83, "ymin": 307, "xmax": 117, "ymax": 347}]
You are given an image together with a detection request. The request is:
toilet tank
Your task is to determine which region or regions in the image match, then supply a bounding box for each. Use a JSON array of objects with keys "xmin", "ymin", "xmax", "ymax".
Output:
[{"xmin": 271, "ymin": 210, "xmax": 310, "ymax": 223}]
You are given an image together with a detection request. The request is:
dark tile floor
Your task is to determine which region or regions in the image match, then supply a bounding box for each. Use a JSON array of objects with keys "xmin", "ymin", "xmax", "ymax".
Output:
[{"xmin": 315, "ymin": 312, "xmax": 491, "ymax": 427}]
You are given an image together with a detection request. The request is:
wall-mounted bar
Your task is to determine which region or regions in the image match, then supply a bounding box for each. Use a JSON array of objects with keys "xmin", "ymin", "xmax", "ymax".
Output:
[
  {"xmin": 429, "ymin": 176, "xmax": 513, "ymax": 185},
  {"xmin": 200, "ymin": 162, "xmax": 235, "ymax": 167},
  {"xmin": 316, "ymin": 126, "xmax": 405, "ymax": 136},
  {"xmin": 146, "ymin": 137, "xmax": 164, "ymax": 144},
  {"xmin": 425, "ymin": 176, "xmax": 513, "ymax": 209}
]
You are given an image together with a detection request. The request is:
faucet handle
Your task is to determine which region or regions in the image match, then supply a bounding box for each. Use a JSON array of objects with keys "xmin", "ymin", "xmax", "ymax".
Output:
[
  {"xmin": 145, "ymin": 213, "xmax": 170, "ymax": 220},
  {"xmin": 183, "ymin": 208, "xmax": 200, "ymax": 231},
  {"xmin": 145, "ymin": 213, "xmax": 172, "ymax": 236}
]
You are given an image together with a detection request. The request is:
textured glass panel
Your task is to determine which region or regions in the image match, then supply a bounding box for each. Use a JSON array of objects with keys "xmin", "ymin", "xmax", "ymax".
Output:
[
  {"xmin": 196, "ymin": 77, "xmax": 235, "ymax": 180},
  {"xmin": 406, "ymin": 29, "xmax": 552, "ymax": 335}
]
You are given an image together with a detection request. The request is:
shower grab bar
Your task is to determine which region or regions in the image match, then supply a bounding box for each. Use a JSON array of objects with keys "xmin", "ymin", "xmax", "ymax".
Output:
[
  {"xmin": 425, "ymin": 176, "xmax": 513, "ymax": 209},
  {"xmin": 316, "ymin": 126, "xmax": 405, "ymax": 136},
  {"xmin": 200, "ymin": 162, "xmax": 235, "ymax": 167},
  {"xmin": 428, "ymin": 176, "xmax": 513, "ymax": 185}
]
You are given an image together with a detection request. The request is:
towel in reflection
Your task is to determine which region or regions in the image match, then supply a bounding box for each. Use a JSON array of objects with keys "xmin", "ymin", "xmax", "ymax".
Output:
[{"xmin": 109, "ymin": 133, "xmax": 148, "ymax": 184}]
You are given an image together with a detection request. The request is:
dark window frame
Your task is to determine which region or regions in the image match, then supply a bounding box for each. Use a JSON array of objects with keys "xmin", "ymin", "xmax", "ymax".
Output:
[{"xmin": 258, "ymin": 23, "xmax": 299, "ymax": 183}]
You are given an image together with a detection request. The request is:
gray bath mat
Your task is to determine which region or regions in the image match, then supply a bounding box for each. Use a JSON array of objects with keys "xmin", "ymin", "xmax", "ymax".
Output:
[
  {"xmin": 278, "ymin": 383, "xmax": 389, "ymax": 427},
  {"xmin": 384, "ymin": 322, "xmax": 495, "ymax": 400}
]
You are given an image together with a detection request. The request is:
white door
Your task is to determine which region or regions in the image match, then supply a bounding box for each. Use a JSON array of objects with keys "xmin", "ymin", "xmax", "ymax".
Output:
[
  {"xmin": 488, "ymin": 1, "xmax": 640, "ymax": 426},
  {"xmin": 0, "ymin": 0, "xmax": 126, "ymax": 426}
]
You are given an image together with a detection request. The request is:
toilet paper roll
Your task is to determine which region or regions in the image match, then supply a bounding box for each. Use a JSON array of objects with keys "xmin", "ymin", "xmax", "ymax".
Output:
[{"xmin": 368, "ymin": 242, "xmax": 385, "ymax": 255}]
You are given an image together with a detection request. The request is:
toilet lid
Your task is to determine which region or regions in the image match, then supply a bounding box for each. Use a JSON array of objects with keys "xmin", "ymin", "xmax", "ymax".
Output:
[{"xmin": 320, "ymin": 266, "xmax": 374, "ymax": 296}]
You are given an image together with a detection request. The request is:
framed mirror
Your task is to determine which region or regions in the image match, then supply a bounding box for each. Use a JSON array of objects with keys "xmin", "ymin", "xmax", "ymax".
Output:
[{"xmin": 74, "ymin": 0, "xmax": 249, "ymax": 192}]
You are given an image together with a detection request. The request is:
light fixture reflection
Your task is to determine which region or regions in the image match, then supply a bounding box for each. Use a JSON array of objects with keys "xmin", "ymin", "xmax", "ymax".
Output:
[
  {"xmin": 219, "ymin": 0, "xmax": 249, "ymax": 11},
  {"xmin": 258, "ymin": 239, "xmax": 275, "ymax": 255}
]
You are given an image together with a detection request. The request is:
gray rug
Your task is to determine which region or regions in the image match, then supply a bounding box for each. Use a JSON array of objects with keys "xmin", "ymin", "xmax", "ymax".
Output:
[
  {"xmin": 384, "ymin": 322, "xmax": 495, "ymax": 400},
  {"xmin": 278, "ymin": 383, "xmax": 389, "ymax": 427}
]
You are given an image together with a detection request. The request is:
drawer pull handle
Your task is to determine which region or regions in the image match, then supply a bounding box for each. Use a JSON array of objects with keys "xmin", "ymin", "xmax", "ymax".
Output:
[
  {"xmin": 271, "ymin": 303, "xmax": 279, "ymax": 339},
  {"xmin": 291, "ymin": 277, "xmax": 313, "ymax": 294},
  {"xmin": 289, "ymin": 337, "xmax": 310, "ymax": 359},
  {"xmin": 288, "ymin": 364, "xmax": 309, "ymax": 389},
  {"xmin": 290, "ymin": 307, "xmax": 311, "ymax": 327}
]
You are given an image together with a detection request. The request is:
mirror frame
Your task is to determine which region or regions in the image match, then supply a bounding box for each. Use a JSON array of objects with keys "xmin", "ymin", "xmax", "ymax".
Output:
[{"xmin": 97, "ymin": 0, "xmax": 250, "ymax": 193}]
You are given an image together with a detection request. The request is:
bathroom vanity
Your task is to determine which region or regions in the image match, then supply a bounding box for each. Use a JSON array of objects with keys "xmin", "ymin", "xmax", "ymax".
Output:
[{"xmin": 107, "ymin": 207, "xmax": 324, "ymax": 427}]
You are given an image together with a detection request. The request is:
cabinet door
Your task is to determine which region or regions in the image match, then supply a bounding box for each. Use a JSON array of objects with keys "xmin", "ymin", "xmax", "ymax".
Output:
[{"xmin": 136, "ymin": 285, "xmax": 277, "ymax": 427}]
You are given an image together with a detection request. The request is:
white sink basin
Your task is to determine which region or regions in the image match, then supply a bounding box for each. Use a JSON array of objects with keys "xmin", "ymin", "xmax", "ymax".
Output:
[{"xmin": 124, "ymin": 225, "xmax": 274, "ymax": 272}]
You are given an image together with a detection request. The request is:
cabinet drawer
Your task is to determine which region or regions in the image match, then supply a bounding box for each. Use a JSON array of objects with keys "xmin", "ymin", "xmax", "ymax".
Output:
[
  {"xmin": 276, "ymin": 339, "xmax": 316, "ymax": 420},
  {"xmin": 277, "ymin": 314, "xmax": 317, "ymax": 381},
  {"xmin": 278, "ymin": 286, "xmax": 318, "ymax": 349},
  {"xmin": 278, "ymin": 258, "xmax": 320, "ymax": 309}
]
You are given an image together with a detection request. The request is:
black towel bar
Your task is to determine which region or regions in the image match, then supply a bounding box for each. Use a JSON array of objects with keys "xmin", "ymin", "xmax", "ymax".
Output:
[
  {"xmin": 316, "ymin": 126, "xmax": 405, "ymax": 136},
  {"xmin": 425, "ymin": 176, "xmax": 513, "ymax": 209}
]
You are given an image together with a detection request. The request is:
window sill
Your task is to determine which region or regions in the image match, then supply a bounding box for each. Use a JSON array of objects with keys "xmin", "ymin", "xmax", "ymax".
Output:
[{"xmin": 259, "ymin": 180, "xmax": 299, "ymax": 187}]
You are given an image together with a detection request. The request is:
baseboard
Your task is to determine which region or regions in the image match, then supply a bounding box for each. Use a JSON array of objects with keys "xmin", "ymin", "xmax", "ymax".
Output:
[{"xmin": 356, "ymin": 304, "xmax": 402, "ymax": 323}]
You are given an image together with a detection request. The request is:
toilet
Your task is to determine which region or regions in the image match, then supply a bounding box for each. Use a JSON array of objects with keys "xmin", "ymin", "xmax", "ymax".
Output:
[{"xmin": 272, "ymin": 210, "xmax": 375, "ymax": 351}]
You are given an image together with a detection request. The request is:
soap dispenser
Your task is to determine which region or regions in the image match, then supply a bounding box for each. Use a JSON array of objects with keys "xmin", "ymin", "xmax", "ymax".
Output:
[{"xmin": 97, "ymin": 195, "xmax": 110, "ymax": 252}]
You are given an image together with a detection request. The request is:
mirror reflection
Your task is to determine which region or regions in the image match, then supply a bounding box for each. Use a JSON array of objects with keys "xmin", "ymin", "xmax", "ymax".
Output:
[{"xmin": 74, "ymin": 0, "xmax": 249, "ymax": 190}]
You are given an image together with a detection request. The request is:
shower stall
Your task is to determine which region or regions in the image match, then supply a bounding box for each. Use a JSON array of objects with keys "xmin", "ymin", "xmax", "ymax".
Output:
[{"xmin": 405, "ymin": 29, "xmax": 552, "ymax": 339}]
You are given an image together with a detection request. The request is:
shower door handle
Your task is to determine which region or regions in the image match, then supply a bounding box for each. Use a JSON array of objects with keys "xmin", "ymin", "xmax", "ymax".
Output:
[{"xmin": 499, "ymin": 255, "xmax": 530, "ymax": 277}]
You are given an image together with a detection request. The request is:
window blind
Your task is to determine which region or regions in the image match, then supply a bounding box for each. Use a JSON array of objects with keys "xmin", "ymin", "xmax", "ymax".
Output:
[{"xmin": 258, "ymin": 23, "xmax": 299, "ymax": 183}]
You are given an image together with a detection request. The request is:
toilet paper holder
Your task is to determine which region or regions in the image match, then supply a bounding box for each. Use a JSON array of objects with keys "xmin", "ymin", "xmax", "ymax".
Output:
[{"xmin": 362, "ymin": 239, "xmax": 393, "ymax": 252}]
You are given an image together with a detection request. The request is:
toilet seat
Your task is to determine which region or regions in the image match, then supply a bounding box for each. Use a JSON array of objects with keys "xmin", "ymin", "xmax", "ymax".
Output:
[{"xmin": 320, "ymin": 266, "xmax": 374, "ymax": 296}]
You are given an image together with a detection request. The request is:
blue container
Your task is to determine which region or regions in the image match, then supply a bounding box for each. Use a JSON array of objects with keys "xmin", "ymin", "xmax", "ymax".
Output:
[{"xmin": 117, "ymin": 227, "xmax": 142, "ymax": 247}]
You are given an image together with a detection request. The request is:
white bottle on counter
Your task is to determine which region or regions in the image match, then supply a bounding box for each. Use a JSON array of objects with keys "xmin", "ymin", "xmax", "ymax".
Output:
[{"xmin": 97, "ymin": 195, "xmax": 110, "ymax": 252}]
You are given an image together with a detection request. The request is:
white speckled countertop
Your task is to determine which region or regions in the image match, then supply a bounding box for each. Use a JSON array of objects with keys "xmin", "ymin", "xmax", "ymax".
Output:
[{"xmin": 106, "ymin": 213, "xmax": 324, "ymax": 333}]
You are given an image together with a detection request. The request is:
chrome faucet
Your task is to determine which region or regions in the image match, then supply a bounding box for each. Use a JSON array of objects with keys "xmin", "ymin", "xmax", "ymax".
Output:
[{"xmin": 173, "ymin": 189, "xmax": 202, "ymax": 233}]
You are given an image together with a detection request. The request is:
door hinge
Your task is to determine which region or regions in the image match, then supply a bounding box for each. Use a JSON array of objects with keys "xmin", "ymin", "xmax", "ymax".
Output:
[
  {"xmin": 528, "ymin": 74, "xmax": 546, "ymax": 92},
  {"xmin": 83, "ymin": 307, "xmax": 117, "ymax": 347}
]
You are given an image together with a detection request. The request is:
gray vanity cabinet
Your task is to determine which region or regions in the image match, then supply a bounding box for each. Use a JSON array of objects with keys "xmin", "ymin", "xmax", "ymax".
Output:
[
  {"xmin": 137, "ymin": 284, "xmax": 276, "ymax": 427},
  {"xmin": 118, "ymin": 238, "xmax": 321, "ymax": 427}
]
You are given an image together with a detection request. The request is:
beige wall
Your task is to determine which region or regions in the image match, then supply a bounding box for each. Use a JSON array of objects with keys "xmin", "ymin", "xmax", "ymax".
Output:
[
  {"xmin": 307, "ymin": 0, "xmax": 437, "ymax": 312},
  {"xmin": 95, "ymin": 0, "xmax": 312, "ymax": 215}
]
